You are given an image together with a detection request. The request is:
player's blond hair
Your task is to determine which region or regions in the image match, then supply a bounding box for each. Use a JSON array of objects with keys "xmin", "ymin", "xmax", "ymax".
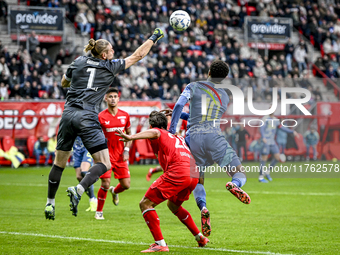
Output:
[{"xmin": 84, "ymin": 39, "xmax": 110, "ymax": 58}]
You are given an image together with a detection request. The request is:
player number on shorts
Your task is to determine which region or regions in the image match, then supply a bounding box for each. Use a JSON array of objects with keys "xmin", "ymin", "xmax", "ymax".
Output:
[
  {"xmin": 86, "ymin": 68, "xmax": 96, "ymax": 88},
  {"xmin": 168, "ymin": 133, "xmax": 190, "ymax": 151}
]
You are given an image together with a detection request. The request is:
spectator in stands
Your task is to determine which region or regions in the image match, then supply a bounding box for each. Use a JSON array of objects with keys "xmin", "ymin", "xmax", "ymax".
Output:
[
  {"xmin": 41, "ymin": 71, "xmax": 53, "ymax": 91},
  {"xmin": 313, "ymin": 86, "xmax": 323, "ymax": 101},
  {"xmin": 326, "ymin": 65, "xmax": 338, "ymax": 79},
  {"xmin": 10, "ymin": 83, "xmax": 21, "ymax": 99},
  {"xmin": 0, "ymin": 0, "xmax": 8, "ymax": 21},
  {"xmin": 304, "ymin": 127, "xmax": 320, "ymax": 161},
  {"xmin": 20, "ymin": 81, "xmax": 31, "ymax": 99},
  {"xmin": 75, "ymin": 8, "xmax": 91, "ymax": 35},
  {"xmin": 323, "ymin": 38, "xmax": 333, "ymax": 54},
  {"xmin": 136, "ymin": 72, "xmax": 150, "ymax": 89},
  {"xmin": 41, "ymin": 48, "xmax": 53, "ymax": 66},
  {"xmin": 294, "ymin": 43, "xmax": 308, "ymax": 73},
  {"xmin": 28, "ymin": 31, "xmax": 39, "ymax": 55},
  {"xmin": 284, "ymin": 38, "xmax": 294, "ymax": 71},
  {"xmin": 148, "ymin": 82, "xmax": 160, "ymax": 99},
  {"xmin": 31, "ymin": 47, "xmax": 44, "ymax": 64},
  {"xmin": 45, "ymin": 134, "xmax": 57, "ymax": 166},
  {"xmin": 49, "ymin": 81, "xmax": 65, "ymax": 99},
  {"xmin": 30, "ymin": 81, "xmax": 40, "ymax": 99},
  {"xmin": 34, "ymin": 137, "xmax": 47, "ymax": 166},
  {"xmin": 53, "ymin": 59, "xmax": 63, "ymax": 75},
  {"xmin": 0, "ymin": 56, "xmax": 10, "ymax": 77},
  {"xmin": 0, "ymin": 81, "xmax": 8, "ymax": 100}
]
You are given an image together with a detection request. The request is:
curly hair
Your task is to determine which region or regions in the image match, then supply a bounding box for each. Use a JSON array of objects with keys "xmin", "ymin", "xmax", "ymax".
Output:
[
  {"xmin": 209, "ymin": 60, "xmax": 229, "ymax": 82},
  {"xmin": 149, "ymin": 111, "xmax": 168, "ymax": 130}
]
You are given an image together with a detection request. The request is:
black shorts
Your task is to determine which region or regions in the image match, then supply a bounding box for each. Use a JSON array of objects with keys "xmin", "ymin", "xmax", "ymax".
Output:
[{"xmin": 56, "ymin": 108, "xmax": 107, "ymax": 154}]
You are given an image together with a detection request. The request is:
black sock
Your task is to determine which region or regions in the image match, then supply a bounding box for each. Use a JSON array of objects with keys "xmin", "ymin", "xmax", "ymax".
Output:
[
  {"xmin": 79, "ymin": 163, "xmax": 107, "ymax": 190},
  {"xmin": 81, "ymin": 171, "xmax": 91, "ymax": 198},
  {"xmin": 48, "ymin": 164, "xmax": 64, "ymax": 199}
]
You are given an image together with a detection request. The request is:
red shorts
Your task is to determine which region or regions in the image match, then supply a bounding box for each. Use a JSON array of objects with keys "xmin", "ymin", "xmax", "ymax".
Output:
[
  {"xmin": 100, "ymin": 161, "xmax": 130, "ymax": 179},
  {"xmin": 145, "ymin": 173, "xmax": 199, "ymax": 206}
]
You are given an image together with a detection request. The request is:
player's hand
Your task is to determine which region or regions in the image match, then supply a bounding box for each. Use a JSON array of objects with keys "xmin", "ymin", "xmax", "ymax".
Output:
[
  {"xmin": 123, "ymin": 151, "xmax": 129, "ymax": 161},
  {"xmin": 293, "ymin": 131, "xmax": 299, "ymax": 137},
  {"xmin": 160, "ymin": 109, "xmax": 172, "ymax": 117},
  {"xmin": 262, "ymin": 138, "xmax": 267, "ymax": 144},
  {"xmin": 149, "ymin": 28, "xmax": 164, "ymax": 44},
  {"xmin": 116, "ymin": 129, "xmax": 132, "ymax": 142}
]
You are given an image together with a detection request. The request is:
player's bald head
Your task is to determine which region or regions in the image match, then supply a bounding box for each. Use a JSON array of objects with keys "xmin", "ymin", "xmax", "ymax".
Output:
[{"xmin": 149, "ymin": 111, "xmax": 168, "ymax": 130}]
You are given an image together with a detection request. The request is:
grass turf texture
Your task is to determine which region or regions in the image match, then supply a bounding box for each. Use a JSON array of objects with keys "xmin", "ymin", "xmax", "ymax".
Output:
[{"xmin": 0, "ymin": 162, "xmax": 339, "ymax": 254}]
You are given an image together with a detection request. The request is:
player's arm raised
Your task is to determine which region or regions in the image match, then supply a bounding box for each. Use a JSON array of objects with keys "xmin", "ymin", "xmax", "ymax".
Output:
[
  {"xmin": 169, "ymin": 84, "xmax": 191, "ymax": 134},
  {"xmin": 124, "ymin": 28, "xmax": 164, "ymax": 70},
  {"xmin": 116, "ymin": 129, "xmax": 160, "ymax": 142}
]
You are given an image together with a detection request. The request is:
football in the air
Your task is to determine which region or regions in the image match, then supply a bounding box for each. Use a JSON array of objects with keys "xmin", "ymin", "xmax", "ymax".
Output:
[{"xmin": 169, "ymin": 10, "xmax": 191, "ymax": 31}]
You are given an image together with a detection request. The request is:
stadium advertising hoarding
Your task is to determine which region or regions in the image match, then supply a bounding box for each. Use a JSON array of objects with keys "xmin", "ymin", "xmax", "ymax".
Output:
[
  {"xmin": 0, "ymin": 102, "xmax": 64, "ymax": 138},
  {"xmin": 0, "ymin": 101, "xmax": 162, "ymax": 139},
  {"xmin": 245, "ymin": 17, "xmax": 292, "ymax": 42},
  {"xmin": 9, "ymin": 9, "xmax": 64, "ymax": 32}
]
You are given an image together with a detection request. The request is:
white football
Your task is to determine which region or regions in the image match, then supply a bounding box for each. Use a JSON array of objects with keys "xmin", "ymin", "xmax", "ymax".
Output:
[{"xmin": 169, "ymin": 10, "xmax": 191, "ymax": 31}]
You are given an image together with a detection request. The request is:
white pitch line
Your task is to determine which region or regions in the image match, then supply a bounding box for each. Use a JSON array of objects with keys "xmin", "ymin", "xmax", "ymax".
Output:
[
  {"xmin": 1, "ymin": 183, "xmax": 340, "ymax": 196},
  {"xmin": 0, "ymin": 231, "xmax": 293, "ymax": 255}
]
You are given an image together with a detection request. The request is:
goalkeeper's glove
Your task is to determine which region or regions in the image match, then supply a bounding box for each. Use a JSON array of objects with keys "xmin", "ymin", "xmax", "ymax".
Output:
[{"xmin": 149, "ymin": 28, "xmax": 164, "ymax": 44}]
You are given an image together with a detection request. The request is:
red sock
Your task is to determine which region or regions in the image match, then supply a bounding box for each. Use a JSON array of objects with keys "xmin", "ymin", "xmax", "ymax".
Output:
[
  {"xmin": 151, "ymin": 167, "xmax": 162, "ymax": 174},
  {"xmin": 174, "ymin": 206, "xmax": 200, "ymax": 236},
  {"xmin": 96, "ymin": 186, "xmax": 108, "ymax": 212},
  {"xmin": 142, "ymin": 209, "xmax": 163, "ymax": 241},
  {"xmin": 114, "ymin": 183, "xmax": 125, "ymax": 194}
]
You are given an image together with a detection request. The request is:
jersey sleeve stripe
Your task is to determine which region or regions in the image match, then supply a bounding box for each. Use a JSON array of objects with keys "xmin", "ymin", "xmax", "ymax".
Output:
[{"xmin": 64, "ymin": 74, "xmax": 71, "ymax": 81}]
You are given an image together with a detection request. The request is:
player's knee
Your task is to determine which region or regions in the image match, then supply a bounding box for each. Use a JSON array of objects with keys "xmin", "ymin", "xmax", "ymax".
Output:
[
  {"xmin": 101, "ymin": 178, "xmax": 110, "ymax": 189},
  {"xmin": 139, "ymin": 198, "xmax": 146, "ymax": 211},
  {"xmin": 121, "ymin": 180, "xmax": 130, "ymax": 190}
]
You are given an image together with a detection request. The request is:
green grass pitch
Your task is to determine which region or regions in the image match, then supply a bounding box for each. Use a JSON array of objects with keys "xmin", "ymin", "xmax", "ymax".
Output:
[{"xmin": 0, "ymin": 162, "xmax": 339, "ymax": 254}]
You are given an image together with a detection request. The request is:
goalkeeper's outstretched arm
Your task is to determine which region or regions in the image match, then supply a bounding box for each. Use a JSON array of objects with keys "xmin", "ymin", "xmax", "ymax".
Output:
[{"xmin": 124, "ymin": 28, "xmax": 164, "ymax": 69}]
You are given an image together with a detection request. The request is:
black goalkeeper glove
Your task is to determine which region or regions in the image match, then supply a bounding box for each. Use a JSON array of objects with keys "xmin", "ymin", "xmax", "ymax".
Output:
[{"xmin": 149, "ymin": 28, "xmax": 164, "ymax": 44}]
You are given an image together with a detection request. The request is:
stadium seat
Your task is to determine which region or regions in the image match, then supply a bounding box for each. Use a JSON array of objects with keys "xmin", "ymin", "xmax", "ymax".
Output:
[
  {"xmin": 2, "ymin": 136, "xmax": 15, "ymax": 152},
  {"xmin": 134, "ymin": 139, "xmax": 156, "ymax": 162},
  {"xmin": 246, "ymin": 6, "xmax": 256, "ymax": 16},
  {"xmin": 27, "ymin": 136, "xmax": 37, "ymax": 158},
  {"xmin": 38, "ymin": 90, "xmax": 45, "ymax": 98},
  {"xmin": 285, "ymin": 134, "xmax": 306, "ymax": 157}
]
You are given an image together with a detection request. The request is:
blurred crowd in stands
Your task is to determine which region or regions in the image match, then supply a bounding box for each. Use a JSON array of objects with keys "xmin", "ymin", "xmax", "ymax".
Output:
[{"xmin": 0, "ymin": 0, "xmax": 339, "ymax": 102}]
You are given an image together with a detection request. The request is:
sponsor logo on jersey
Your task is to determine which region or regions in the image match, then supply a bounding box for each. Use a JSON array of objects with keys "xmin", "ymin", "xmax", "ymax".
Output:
[
  {"xmin": 118, "ymin": 116, "xmax": 126, "ymax": 125},
  {"xmin": 106, "ymin": 127, "xmax": 124, "ymax": 132},
  {"xmin": 105, "ymin": 121, "xmax": 110, "ymax": 125}
]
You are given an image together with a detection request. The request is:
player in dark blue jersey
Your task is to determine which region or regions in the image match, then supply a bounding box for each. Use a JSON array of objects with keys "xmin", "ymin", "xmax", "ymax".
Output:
[{"xmin": 45, "ymin": 29, "xmax": 164, "ymax": 220}]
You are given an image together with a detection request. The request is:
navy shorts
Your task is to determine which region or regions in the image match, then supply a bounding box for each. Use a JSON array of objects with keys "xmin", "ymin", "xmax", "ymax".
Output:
[
  {"xmin": 56, "ymin": 108, "xmax": 107, "ymax": 154},
  {"xmin": 190, "ymin": 131, "xmax": 241, "ymax": 170},
  {"xmin": 73, "ymin": 148, "xmax": 93, "ymax": 168}
]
